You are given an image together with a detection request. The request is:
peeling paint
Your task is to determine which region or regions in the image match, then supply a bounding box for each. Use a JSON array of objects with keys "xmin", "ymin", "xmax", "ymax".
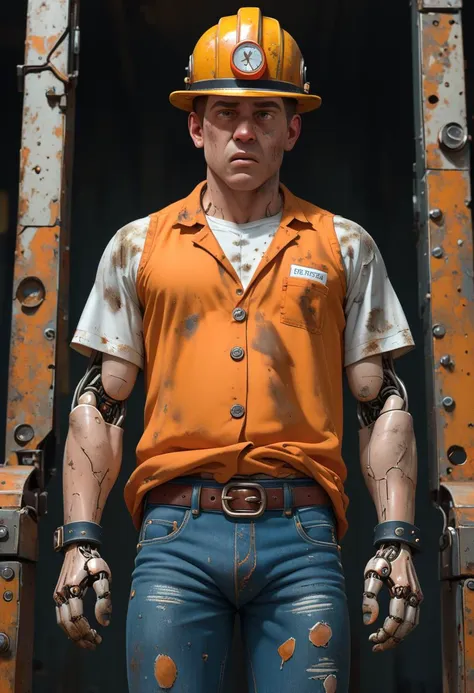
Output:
[
  {"xmin": 278, "ymin": 637, "xmax": 296, "ymax": 669},
  {"xmin": 309, "ymin": 622, "xmax": 332, "ymax": 647},
  {"xmin": 324, "ymin": 674, "xmax": 337, "ymax": 692},
  {"xmin": 154, "ymin": 654, "xmax": 177, "ymax": 689}
]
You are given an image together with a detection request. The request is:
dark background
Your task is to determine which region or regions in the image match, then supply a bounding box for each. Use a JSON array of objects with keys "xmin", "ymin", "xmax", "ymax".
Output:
[{"xmin": 1, "ymin": 1, "xmax": 473, "ymax": 691}]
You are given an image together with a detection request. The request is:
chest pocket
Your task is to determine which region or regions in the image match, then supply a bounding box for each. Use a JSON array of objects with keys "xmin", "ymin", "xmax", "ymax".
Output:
[{"xmin": 280, "ymin": 277, "xmax": 329, "ymax": 334}]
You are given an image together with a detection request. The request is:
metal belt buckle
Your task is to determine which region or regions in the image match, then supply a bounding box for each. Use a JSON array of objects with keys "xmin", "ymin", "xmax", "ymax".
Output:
[{"xmin": 221, "ymin": 482, "xmax": 267, "ymax": 518}]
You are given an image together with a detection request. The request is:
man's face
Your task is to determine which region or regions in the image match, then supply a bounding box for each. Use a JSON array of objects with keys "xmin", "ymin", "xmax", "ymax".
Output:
[{"xmin": 188, "ymin": 96, "xmax": 301, "ymax": 191}]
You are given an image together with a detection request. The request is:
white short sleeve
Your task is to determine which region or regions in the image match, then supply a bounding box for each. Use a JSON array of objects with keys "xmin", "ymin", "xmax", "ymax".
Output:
[
  {"xmin": 334, "ymin": 216, "xmax": 415, "ymax": 367},
  {"xmin": 71, "ymin": 217, "xmax": 149, "ymax": 369}
]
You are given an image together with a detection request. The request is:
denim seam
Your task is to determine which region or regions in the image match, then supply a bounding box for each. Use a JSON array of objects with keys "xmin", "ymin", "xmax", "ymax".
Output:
[
  {"xmin": 217, "ymin": 646, "xmax": 229, "ymax": 693},
  {"xmin": 139, "ymin": 509, "xmax": 191, "ymax": 546},
  {"xmin": 246, "ymin": 643, "xmax": 258, "ymax": 693},
  {"xmin": 234, "ymin": 523, "xmax": 239, "ymax": 607},
  {"xmin": 293, "ymin": 514, "xmax": 337, "ymax": 548}
]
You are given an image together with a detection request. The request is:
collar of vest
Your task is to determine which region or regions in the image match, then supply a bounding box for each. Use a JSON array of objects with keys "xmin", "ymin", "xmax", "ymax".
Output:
[{"xmin": 173, "ymin": 181, "xmax": 313, "ymax": 230}]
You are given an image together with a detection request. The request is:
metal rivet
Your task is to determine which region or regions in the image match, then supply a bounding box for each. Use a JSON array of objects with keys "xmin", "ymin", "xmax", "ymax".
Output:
[
  {"xmin": 232, "ymin": 308, "xmax": 246, "ymax": 322},
  {"xmin": 440, "ymin": 354, "xmax": 453, "ymax": 367},
  {"xmin": 13, "ymin": 424, "xmax": 35, "ymax": 445},
  {"xmin": 15, "ymin": 276, "xmax": 46, "ymax": 309},
  {"xmin": 1, "ymin": 568, "xmax": 14, "ymax": 581},
  {"xmin": 0, "ymin": 634, "xmax": 10, "ymax": 654},
  {"xmin": 230, "ymin": 346, "xmax": 245, "ymax": 361},
  {"xmin": 431, "ymin": 246, "xmax": 443, "ymax": 258},
  {"xmin": 433, "ymin": 324, "xmax": 446, "ymax": 338},
  {"xmin": 439, "ymin": 122, "xmax": 468, "ymax": 151},
  {"xmin": 447, "ymin": 445, "xmax": 467, "ymax": 466},
  {"xmin": 429, "ymin": 208, "xmax": 442, "ymax": 220},
  {"xmin": 0, "ymin": 527, "xmax": 9, "ymax": 542},
  {"xmin": 457, "ymin": 239, "xmax": 464, "ymax": 246},
  {"xmin": 381, "ymin": 567, "xmax": 389, "ymax": 576},
  {"xmin": 442, "ymin": 396, "xmax": 455, "ymax": 411},
  {"xmin": 3, "ymin": 592, "xmax": 13, "ymax": 603},
  {"xmin": 395, "ymin": 527, "xmax": 404, "ymax": 537},
  {"xmin": 230, "ymin": 404, "xmax": 245, "ymax": 419},
  {"xmin": 44, "ymin": 328, "xmax": 55, "ymax": 340},
  {"xmin": 467, "ymin": 580, "xmax": 474, "ymax": 591},
  {"xmin": 34, "ymin": 166, "xmax": 41, "ymax": 174}
]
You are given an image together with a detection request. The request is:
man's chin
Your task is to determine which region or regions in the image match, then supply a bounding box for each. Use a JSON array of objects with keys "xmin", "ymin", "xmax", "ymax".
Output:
[{"xmin": 222, "ymin": 172, "xmax": 266, "ymax": 192}]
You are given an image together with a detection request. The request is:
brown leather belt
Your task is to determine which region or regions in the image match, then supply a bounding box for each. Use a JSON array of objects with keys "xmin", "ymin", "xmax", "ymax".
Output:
[{"xmin": 147, "ymin": 481, "xmax": 331, "ymax": 518}]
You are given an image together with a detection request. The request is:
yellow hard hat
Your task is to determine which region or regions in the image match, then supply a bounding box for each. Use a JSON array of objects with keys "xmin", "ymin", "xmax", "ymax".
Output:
[{"xmin": 169, "ymin": 7, "xmax": 321, "ymax": 114}]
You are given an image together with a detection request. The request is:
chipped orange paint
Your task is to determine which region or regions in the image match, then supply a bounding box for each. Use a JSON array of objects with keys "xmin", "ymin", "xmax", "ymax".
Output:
[
  {"xmin": 30, "ymin": 35, "xmax": 47, "ymax": 55},
  {"xmin": 0, "ymin": 468, "xmax": 36, "ymax": 507},
  {"xmin": 427, "ymin": 170, "xmax": 474, "ymax": 484},
  {"xmin": 154, "ymin": 654, "xmax": 177, "ymax": 689},
  {"xmin": 277, "ymin": 637, "xmax": 296, "ymax": 669},
  {"xmin": 309, "ymin": 622, "xmax": 332, "ymax": 647},
  {"xmin": 54, "ymin": 125, "xmax": 63, "ymax": 138},
  {"xmin": 422, "ymin": 15, "xmax": 458, "ymax": 169},
  {"xmin": 464, "ymin": 583, "xmax": 474, "ymax": 691},
  {"xmin": 6, "ymin": 225, "xmax": 60, "ymax": 463},
  {"xmin": 49, "ymin": 199, "xmax": 60, "ymax": 225}
]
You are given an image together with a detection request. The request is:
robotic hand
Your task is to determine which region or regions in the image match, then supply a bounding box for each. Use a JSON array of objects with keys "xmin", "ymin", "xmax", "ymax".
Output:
[
  {"xmin": 54, "ymin": 543, "xmax": 112, "ymax": 649},
  {"xmin": 363, "ymin": 543, "xmax": 423, "ymax": 651}
]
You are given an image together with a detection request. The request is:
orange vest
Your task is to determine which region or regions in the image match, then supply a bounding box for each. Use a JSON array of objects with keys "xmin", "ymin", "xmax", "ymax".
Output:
[{"xmin": 125, "ymin": 182, "xmax": 349, "ymax": 537}]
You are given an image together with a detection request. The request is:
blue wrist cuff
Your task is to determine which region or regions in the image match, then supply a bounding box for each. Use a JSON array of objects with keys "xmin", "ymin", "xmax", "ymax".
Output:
[
  {"xmin": 373, "ymin": 521, "xmax": 421, "ymax": 552},
  {"xmin": 53, "ymin": 521, "xmax": 103, "ymax": 552}
]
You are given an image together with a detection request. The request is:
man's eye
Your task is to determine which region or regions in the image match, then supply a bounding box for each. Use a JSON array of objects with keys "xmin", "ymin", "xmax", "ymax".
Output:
[
  {"xmin": 256, "ymin": 111, "xmax": 273, "ymax": 120},
  {"xmin": 218, "ymin": 110, "xmax": 234, "ymax": 118}
]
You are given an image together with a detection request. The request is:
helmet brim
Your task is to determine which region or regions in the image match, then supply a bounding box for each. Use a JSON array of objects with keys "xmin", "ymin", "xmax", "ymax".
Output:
[{"xmin": 169, "ymin": 89, "xmax": 322, "ymax": 114}]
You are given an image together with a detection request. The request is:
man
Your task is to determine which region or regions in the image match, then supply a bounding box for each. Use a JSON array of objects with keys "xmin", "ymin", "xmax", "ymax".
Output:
[{"xmin": 53, "ymin": 8, "xmax": 422, "ymax": 693}]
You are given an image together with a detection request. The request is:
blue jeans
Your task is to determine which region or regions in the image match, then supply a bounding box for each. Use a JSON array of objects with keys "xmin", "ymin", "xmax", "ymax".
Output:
[{"xmin": 126, "ymin": 478, "xmax": 350, "ymax": 692}]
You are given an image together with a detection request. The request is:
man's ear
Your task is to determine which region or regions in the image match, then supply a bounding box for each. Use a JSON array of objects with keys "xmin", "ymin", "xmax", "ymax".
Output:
[
  {"xmin": 284, "ymin": 113, "xmax": 302, "ymax": 152},
  {"xmin": 188, "ymin": 111, "xmax": 204, "ymax": 149}
]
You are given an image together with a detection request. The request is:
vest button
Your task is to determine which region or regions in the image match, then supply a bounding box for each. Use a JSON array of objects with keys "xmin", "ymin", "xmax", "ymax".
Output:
[
  {"xmin": 232, "ymin": 307, "xmax": 247, "ymax": 322},
  {"xmin": 230, "ymin": 404, "xmax": 245, "ymax": 419},
  {"xmin": 230, "ymin": 346, "xmax": 245, "ymax": 361},
  {"xmin": 236, "ymin": 288, "xmax": 243, "ymax": 296}
]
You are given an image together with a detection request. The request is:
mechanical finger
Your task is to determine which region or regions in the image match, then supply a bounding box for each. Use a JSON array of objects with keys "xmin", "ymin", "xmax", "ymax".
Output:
[
  {"xmin": 86, "ymin": 557, "xmax": 112, "ymax": 581},
  {"xmin": 93, "ymin": 578, "xmax": 112, "ymax": 626},
  {"xmin": 58, "ymin": 602, "xmax": 84, "ymax": 643},
  {"xmin": 362, "ymin": 571, "xmax": 384, "ymax": 625},
  {"xmin": 369, "ymin": 596, "xmax": 405, "ymax": 643},
  {"xmin": 364, "ymin": 556, "xmax": 392, "ymax": 579},
  {"xmin": 55, "ymin": 605, "xmax": 70, "ymax": 638},
  {"xmin": 69, "ymin": 596, "xmax": 99, "ymax": 641},
  {"xmin": 394, "ymin": 603, "xmax": 419, "ymax": 641}
]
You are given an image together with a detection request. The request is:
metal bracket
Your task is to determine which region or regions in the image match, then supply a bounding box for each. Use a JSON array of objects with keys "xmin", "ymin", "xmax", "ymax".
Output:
[
  {"xmin": 417, "ymin": 0, "xmax": 462, "ymax": 9},
  {"xmin": 0, "ymin": 510, "xmax": 38, "ymax": 562}
]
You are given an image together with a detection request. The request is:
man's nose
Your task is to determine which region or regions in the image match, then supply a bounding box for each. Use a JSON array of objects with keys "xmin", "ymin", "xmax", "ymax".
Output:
[{"xmin": 233, "ymin": 119, "xmax": 256, "ymax": 142}]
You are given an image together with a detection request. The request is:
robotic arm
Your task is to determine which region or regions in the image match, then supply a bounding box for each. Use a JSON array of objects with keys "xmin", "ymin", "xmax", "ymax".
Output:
[
  {"xmin": 347, "ymin": 353, "xmax": 423, "ymax": 652},
  {"xmin": 53, "ymin": 352, "xmax": 139, "ymax": 649}
]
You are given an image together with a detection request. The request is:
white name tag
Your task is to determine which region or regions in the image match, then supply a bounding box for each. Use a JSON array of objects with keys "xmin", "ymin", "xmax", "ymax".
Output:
[{"xmin": 289, "ymin": 264, "xmax": 328, "ymax": 285}]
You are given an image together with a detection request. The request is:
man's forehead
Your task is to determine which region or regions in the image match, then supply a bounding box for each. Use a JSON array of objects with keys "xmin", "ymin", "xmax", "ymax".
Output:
[{"xmin": 207, "ymin": 96, "xmax": 283, "ymax": 110}]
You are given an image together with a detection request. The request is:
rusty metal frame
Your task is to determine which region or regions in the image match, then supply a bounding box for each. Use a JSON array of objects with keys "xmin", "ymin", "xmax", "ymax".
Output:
[
  {"xmin": 1, "ymin": 1, "xmax": 79, "ymax": 689},
  {"xmin": 412, "ymin": 1, "xmax": 474, "ymax": 691}
]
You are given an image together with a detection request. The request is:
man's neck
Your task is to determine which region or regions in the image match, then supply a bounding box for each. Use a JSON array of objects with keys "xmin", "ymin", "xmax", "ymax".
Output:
[{"xmin": 202, "ymin": 169, "xmax": 282, "ymax": 224}]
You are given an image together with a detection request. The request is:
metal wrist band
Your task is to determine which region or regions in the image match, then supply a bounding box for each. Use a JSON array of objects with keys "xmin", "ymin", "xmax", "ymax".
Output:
[
  {"xmin": 53, "ymin": 521, "xmax": 103, "ymax": 553},
  {"xmin": 373, "ymin": 521, "xmax": 421, "ymax": 552}
]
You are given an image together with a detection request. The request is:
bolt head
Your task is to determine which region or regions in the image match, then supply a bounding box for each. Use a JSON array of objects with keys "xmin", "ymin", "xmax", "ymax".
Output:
[
  {"xmin": 467, "ymin": 580, "xmax": 474, "ymax": 591},
  {"xmin": 431, "ymin": 246, "xmax": 444, "ymax": 258},
  {"xmin": 0, "ymin": 527, "xmax": 9, "ymax": 542},
  {"xmin": 442, "ymin": 396, "xmax": 455, "ymax": 411},
  {"xmin": 429, "ymin": 208, "xmax": 442, "ymax": 220},
  {"xmin": 433, "ymin": 324, "xmax": 446, "ymax": 338},
  {"xmin": 0, "ymin": 568, "xmax": 14, "ymax": 581},
  {"xmin": 3, "ymin": 591, "xmax": 13, "ymax": 603}
]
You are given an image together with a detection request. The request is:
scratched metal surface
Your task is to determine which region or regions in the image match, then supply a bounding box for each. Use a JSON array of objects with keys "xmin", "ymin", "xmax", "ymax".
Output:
[{"xmin": 4, "ymin": 0, "xmax": 473, "ymax": 690}]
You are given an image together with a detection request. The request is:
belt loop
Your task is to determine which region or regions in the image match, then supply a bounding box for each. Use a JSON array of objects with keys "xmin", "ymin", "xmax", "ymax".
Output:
[
  {"xmin": 191, "ymin": 484, "xmax": 202, "ymax": 518},
  {"xmin": 283, "ymin": 483, "xmax": 293, "ymax": 517}
]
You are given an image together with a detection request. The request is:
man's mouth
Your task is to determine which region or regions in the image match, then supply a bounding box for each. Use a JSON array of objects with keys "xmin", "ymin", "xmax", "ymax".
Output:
[{"xmin": 230, "ymin": 153, "xmax": 258, "ymax": 163}]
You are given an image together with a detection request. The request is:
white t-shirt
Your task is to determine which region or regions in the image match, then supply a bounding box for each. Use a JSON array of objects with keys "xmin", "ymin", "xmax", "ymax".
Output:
[{"xmin": 71, "ymin": 214, "xmax": 414, "ymax": 369}]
